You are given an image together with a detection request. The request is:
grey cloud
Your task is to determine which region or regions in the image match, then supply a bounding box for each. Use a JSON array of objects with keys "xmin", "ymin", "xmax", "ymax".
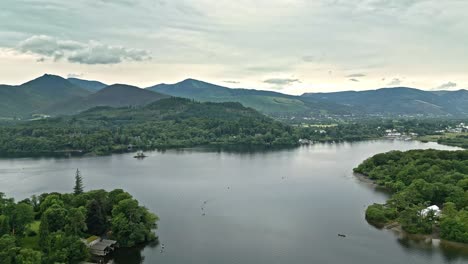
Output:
[
  {"xmin": 349, "ymin": 78, "xmax": 360, "ymax": 82},
  {"xmin": 36, "ymin": 57, "xmax": 45, "ymax": 63},
  {"xmin": 18, "ymin": 35, "xmax": 80, "ymax": 60},
  {"xmin": 302, "ymin": 56, "xmax": 315, "ymax": 62},
  {"xmin": 436, "ymin": 82, "xmax": 457, "ymax": 90},
  {"xmin": 67, "ymin": 73, "xmax": 83, "ymax": 78},
  {"xmin": 302, "ymin": 54, "xmax": 325, "ymax": 63},
  {"xmin": 247, "ymin": 65, "xmax": 290, "ymax": 73},
  {"xmin": 346, "ymin": 73, "xmax": 366, "ymax": 78},
  {"xmin": 264, "ymin": 78, "xmax": 301, "ymax": 86},
  {"xmin": 17, "ymin": 35, "xmax": 150, "ymax": 65},
  {"xmin": 387, "ymin": 78, "xmax": 402, "ymax": 86},
  {"xmin": 223, "ymin": 80, "xmax": 240, "ymax": 84},
  {"xmin": 99, "ymin": 0, "xmax": 136, "ymax": 5}
]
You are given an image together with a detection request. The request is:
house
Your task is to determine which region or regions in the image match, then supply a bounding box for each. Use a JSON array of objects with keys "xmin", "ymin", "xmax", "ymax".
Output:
[{"xmin": 421, "ymin": 205, "xmax": 441, "ymax": 217}]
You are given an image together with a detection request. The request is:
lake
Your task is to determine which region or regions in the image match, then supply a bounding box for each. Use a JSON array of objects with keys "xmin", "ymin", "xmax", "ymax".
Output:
[{"xmin": 1, "ymin": 140, "xmax": 467, "ymax": 264}]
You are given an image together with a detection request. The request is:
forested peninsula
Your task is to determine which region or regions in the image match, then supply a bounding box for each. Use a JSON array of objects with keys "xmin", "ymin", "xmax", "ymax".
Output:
[
  {"xmin": 0, "ymin": 171, "xmax": 158, "ymax": 263},
  {"xmin": 354, "ymin": 149, "xmax": 468, "ymax": 243}
]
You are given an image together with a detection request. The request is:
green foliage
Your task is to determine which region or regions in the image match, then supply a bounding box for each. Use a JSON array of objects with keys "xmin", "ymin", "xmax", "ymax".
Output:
[
  {"xmin": 0, "ymin": 188, "xmax": 159, "ymax": 262},
  {"xmin": 365, "ymin": 204, "xmax": 397, "ymax": 226},
  {"xmin": 355, "ymin": 149, "xmax": 468, "ymax": 242},
  {"xmin": 16, "ymin": 248, "xmax": 42, "ymax": 264},
  {"xmin": 73, "ymin": 169, "xmax": 84, "ymax": 195},
  {"xmin": 65, "ymin": 207, "xmax": 87, "ymax": 236},
  {"xmin": 0, "ymin": 98, "xmax": 299, "ymax": 156},
  {"xmin": 440, "ymin": 209, "xmax": 468, "ymax": 243},
  {"xmin": 86, "ymin": 199, "xmax": 107, "ymax": 235},
  {"xmin": 0, "ymin": 234, "xmax": 43, "ymax": 264},
  {"xmin": 0, "ymin": 234, "xmax": 18, "ymax": 264},
  {"xmin": 11, "ymin": 203, "xmax": 34, "ymax": 237},
  {"xmin": 42, "ymin": 231, "xmax": 88, "ymax": 264},
  {"xmin": 111, "ymin": 198, "xmax": 158, "ymax": 247},
  {"xmin": 399, "ymin": 205, "xmax": 434, "ymax": 234}
]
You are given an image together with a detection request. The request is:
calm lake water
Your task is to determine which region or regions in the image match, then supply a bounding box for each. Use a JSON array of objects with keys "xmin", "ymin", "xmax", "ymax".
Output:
[{"xmin": 1, "ymin": 140, "xmax": 467, "ymax": 264}]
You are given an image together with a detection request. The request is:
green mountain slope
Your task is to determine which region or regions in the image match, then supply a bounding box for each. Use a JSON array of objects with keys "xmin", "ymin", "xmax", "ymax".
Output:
[
  {"xmin": 0, "ymin": 74, "xmax": 91, "ymax": 118},
  {"xmin": 43, "ymin": 84, "xmax": 170, "ymax": 116},
  {"xmin": 67, "ymin": 78, "xmax": 108, "ymax": 92},
  {"xmin": 147, "ymin": 79, "xmax": 311, "ymax": 114}
]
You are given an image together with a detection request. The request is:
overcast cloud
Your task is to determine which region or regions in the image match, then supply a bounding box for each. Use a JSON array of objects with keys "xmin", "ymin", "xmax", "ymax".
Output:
[{"xmin": 0, "ymin": 0, "xmax": 467, "ymax": 93}]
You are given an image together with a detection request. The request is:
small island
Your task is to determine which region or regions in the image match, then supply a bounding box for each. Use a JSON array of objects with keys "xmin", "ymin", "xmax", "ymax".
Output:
[
  {"xmin": 0, "ymin": 169, "xmax": 159, "ymax": 263},
  {"xmin": 354, "ymin": 149, "xmax": 468, "ymax": 244}
]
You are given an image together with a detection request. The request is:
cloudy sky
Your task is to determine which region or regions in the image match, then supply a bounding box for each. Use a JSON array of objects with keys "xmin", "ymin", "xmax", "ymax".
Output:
[{"xmin": 0, "ymin": 0, "xmax": 467, "ymax": 94}]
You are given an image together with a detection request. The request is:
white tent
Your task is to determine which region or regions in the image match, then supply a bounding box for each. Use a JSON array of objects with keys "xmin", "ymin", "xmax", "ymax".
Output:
[{"xmin": 421, "ymin": 205, "xmax": 441, "ymax": 217}]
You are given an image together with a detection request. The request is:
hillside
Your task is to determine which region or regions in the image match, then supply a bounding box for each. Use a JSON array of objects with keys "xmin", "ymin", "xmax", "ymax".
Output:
[
  {"xmin": 302, "ymin": 87, "xmax": 468, "ymax": 116},
  {"xmin": 43, "ymin": 84, "xmax": 170, "ymax": 116},
  {"xmin": 0, "ymin": 98, "xmax": 298, "ymax": 156},
  {"xmin": 67, "ymin": 77, "xmax": 108, "ymax": 92},
  {"xmin": 0, "ymin": 74, "xmax": 90, "ymax": 118},
  {"xmin": 147, "ymin": 79, "xmax": 313, "ymax": 114}
]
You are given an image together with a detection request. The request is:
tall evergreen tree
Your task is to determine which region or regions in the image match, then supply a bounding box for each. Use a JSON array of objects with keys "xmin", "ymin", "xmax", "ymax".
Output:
[{"xmin": 73, "ymin": 169, "xmax": 84, "ymax": 195}]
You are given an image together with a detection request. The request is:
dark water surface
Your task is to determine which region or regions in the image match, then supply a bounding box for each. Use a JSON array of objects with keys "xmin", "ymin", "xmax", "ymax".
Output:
[{"xmin": 1, "ymin": 140, "xmax": 467, "ymax": 264}]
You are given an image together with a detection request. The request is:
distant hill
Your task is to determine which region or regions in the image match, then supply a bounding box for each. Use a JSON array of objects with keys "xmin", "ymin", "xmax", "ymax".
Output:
[
  {"xmin": 0, "ymin": 74, "xmax": 90, "ymax": 118},
  {"xmin": 2, "ymin": 74, "xmax": 468, "ymax": 119},
  {"xmin": 147, "ymin": 79, "xmax": 353, "ymax": 115},
  {"xmin": 67, "ymin": 78, "xmax": 107, "ymax": 92},
  {"xmin": 44, "ymin": 84, "xmax": 170, "ymax": 116},
  {"xmin": 302, "ymin": 87, "xmax": 468, "ymax": 116}
]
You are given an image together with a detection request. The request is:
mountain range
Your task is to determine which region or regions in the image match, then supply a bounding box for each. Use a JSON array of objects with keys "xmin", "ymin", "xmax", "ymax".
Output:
[{"xmin": 1, "ymin": 74, "xmax": 467, "ymax": 119}]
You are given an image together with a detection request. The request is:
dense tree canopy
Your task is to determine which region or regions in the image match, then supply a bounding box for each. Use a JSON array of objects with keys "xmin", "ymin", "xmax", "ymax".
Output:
[
  {"xmin": 354, "ymin": 149, "xmax": 468, "ymax": 242},
  {"xmin": 0, "ymin": 186, "xmax": 159, "ymax": 263},
  {"xmin": 0, "ymin": 98, "xmax": 299, "ymax": 156}
]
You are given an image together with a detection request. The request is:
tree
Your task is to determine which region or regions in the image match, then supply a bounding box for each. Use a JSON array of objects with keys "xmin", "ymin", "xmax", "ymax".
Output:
[
  {"xmin": 111, "ymin": 198, "xmax": 158, "ymax": 247},
  {"xmin": 16, "ymin": 248, "xmax": 42, "ymax": 264},
  {"xmin": 73, "ymin": 169, "xmax": 84, "ymax": 195},
  {"xmin": 0, "ymin": 234, "xmax": 18, "ymax": 264},
  {"xmin": 39, "ymin": 204, "xmax": 68, "ymax": 248},
  {"xmin": 0, "ymin": 215, "xmax": 10, "ymax": 236},
  {"xmin": 86, "ymin": 199, "xmax": 107, "ymax": 235},
  {"xmin": 65, "ymin": 207, "xmax": 87, "ymax": 236},
  {"xmin": 42, "ymin": 232, "xmax": 88, "ymax": 264},
  {"xmin": 11, "ymin": 203, "xmax": 34, "ymax": 236}
]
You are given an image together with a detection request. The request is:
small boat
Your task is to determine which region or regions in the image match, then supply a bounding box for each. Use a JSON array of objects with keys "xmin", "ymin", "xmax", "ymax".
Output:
[
  {"xmin": 338, "ymin": 234, "xmax": 346, "ymax": 238},
  {"xmin": 134, "ymin": 151, "xmax": 147, "ymax": 159}
]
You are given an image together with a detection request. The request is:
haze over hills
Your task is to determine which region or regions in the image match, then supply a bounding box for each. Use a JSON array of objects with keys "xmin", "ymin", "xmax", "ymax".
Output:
[
  {"xmin": 302, "ymin": 87, "xmax": 468, "ymax": 116},
  {"xmin": 43, "ymin": 84, "xmax": 170, "ymax": 116}
]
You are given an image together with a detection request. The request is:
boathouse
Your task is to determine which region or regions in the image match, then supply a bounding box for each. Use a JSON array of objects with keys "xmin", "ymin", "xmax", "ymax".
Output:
[{"xmin": 88, "ymin": 238, "xmax": 118, "ymax": 256}]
